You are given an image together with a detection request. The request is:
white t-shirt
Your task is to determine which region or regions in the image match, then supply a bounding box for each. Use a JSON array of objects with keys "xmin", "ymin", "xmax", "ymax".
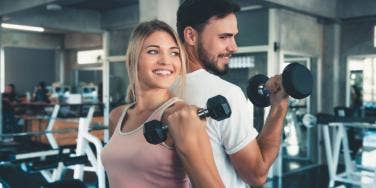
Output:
[{"xmin": 174, "ymin": 69, "xmax": 258, "ymax": 188}]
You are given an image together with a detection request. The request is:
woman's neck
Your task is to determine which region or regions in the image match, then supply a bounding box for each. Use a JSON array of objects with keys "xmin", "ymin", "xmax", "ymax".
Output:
[{"xmin": 133, "ymin": 89, "xmax": 171, "ymax": 113}]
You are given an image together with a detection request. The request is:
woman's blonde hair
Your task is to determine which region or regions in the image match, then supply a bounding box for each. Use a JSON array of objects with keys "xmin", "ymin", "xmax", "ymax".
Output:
[{"xmin": 125, "ymin": 20, "xmax": 186, "ymax": 103}]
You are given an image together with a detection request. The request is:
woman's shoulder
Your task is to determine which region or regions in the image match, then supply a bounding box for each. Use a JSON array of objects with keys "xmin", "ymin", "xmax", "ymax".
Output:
[
  {"xmin": 109, "ymin": 104, "xmax": 131, "ymax": 136},
  {"xmin": 110, "ymin": 104, "xmax": 129, "ymax": 121}
]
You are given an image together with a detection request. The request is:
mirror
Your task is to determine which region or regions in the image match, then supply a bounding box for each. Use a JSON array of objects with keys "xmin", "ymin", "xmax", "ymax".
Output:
[{"xmin": 347, "ymin": 55, "xmax": 376, "ymax": 117}]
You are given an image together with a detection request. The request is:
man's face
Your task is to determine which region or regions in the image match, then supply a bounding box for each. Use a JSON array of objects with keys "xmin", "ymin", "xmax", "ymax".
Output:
[
  {"xmin": 197, "ymin": 13, "xmax": 238, "ymax": 75},
  {"xmin": 5, "ymin": 86, "xmax": 12, "ymax": 94}
]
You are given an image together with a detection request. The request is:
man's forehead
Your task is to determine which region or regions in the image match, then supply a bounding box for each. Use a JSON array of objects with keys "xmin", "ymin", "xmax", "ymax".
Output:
[{"xmin": 204, "ymin": 13, "xmax": 238, "ymax": 33}]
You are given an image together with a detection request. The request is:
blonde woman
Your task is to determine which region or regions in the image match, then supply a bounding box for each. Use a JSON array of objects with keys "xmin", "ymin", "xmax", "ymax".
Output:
[{"xmin": 101, "ymin": 20, "xmax": 223, "ymax": 188}]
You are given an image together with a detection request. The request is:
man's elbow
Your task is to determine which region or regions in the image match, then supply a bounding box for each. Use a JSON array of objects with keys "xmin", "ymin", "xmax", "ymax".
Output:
[
  {"xmin": 245, "ymin": 172, "xmax": 268, "ymax": 187},
  {"xmin": 251, "ymin": 174, "xmax": 268, "ymax": 187}
]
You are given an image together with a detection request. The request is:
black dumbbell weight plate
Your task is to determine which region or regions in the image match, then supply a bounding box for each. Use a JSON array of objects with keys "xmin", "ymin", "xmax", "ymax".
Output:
[
  {"xmin": 282, "ymin": 63, "xmax": 313, "ymax": 99},
  {"xmin": 247, "ymin": 74, "xmax": 270, "ymax": 107},
  {"xmin": 143, "ymin": 120, "xmax": 167, "ymax": 144},
  {"xmin": 206, "ymin": 95, "xmax": 232, "ymax": 121}
]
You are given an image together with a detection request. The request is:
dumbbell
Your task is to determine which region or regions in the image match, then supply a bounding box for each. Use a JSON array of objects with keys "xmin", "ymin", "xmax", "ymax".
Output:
[
  {"xmin": 143, "ymin": 95, "xmax": 231, "ymax": 144},
  {"xmin": 247, "ymin": 63, "xmax": 313, "ymax": 107}
]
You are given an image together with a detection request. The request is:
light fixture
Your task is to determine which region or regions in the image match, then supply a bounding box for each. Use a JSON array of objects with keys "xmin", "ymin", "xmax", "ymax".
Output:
[
  {"xmin": 240, "ymin": 5, "xmax": 263, "ymax": 11},
  {"xmin": 1, "ymin": 23, "xmax": 44, "ymax": 32},
  {"xmin": 46, "ymin": 4, "xmax": 62, "ymax": 11}
]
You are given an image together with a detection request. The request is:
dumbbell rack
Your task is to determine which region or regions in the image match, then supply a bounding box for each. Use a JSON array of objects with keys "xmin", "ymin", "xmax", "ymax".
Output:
[
  {"xmin": 18, "ymin": 104, "xmax": 63, "ymax": 183},
  {"xmin": 73, "ymin": 105, "xmax": 105, "ymax": 188},
  {"xmin": 322, "ymin": 122, "xmax": 376, "ymax": 187},
  {"xmin": 0, "ymin": 104, "xmax": 106, "ymax": 188},
  {"xmin": 33, "ymin": 105, "xmax": 105, "ymax": 188}
]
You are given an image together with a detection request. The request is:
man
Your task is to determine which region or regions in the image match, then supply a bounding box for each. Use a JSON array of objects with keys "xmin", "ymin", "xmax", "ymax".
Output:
[
  {"xmin": 2, "ymin": 84, "xmax": 18, "ymax": 134},
  {"xmin": 175, "ymin": 0, "xmax": 289, "ymax": 187}
]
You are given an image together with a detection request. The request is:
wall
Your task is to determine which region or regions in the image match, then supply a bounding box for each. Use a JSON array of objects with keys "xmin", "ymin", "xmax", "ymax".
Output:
[
  {"xmin": 261, "ymin": 0, "xmax": 337, "ymax": 18},
  {"xmin": 110, "ymin": 62, "xmax": 127, "ymax": 108},
  {"xmin": 1, "ymin": 30, "xmax": 63, "ymax": 49},
  {"xmin": 340, "ymin": 18, "xmax": 376, "ymax": 56},
  {"xmin": 278, "ymin": 9, "xmax": 323, "ymax": 113},
  {"xmin": 236, "ymin": 8, "xmax": 269, "ymax": 46},
  {"xmin": 4, "ymin": 47, "xmax": 56, "ymax": 94},
  {"xmin": 77, "ymin": 70, "xmax": 102, "ymax": 85},
  {"xmin": 107, "ymin": 28, "xmax": 135, "ymax": 108},
  {"xmin": 338, "ymin": 0, "xmax": 376, "ymax": 18},
  {"xmin": 63, "ymin": 32, "xmax": 103, "ymax": 86},
  {"xmin": 64, "ymin": 32, "xmax": 102, "ymax": 50},
  {"xmin": 109, "ymin": 28, "xmax": 134, "ymax": 56},
  {"xmin": 278, "ymin": 9, "xmax": 323, "ymax": 56}
]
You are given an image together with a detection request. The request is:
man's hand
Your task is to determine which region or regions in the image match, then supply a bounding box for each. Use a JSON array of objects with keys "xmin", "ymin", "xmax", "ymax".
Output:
[{"xmin": 265, "ymin": 75, "xmax": 289, "ymax": 109}]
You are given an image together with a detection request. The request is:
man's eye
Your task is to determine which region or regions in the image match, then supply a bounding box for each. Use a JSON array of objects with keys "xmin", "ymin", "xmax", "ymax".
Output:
[{"xmin": 147, "ymin": 50, "xmax": 158, "ymax": 54}]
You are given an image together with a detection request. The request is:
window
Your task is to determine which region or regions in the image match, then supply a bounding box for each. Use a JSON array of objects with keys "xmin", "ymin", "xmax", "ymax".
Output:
[
  {"xmin": 374, "ymin": 25, "xmax": 376, "ymax": 47},
  {"xmin": 77, "ymin": 49, "xmax": 104, "ymax": 64},
  {"xmin": 0, "ymin": 48, "xmax": 4, "ymax": 92}
]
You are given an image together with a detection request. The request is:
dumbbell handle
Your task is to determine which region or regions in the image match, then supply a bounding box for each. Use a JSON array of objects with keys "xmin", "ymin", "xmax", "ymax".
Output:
[
  {"xmin": 144, "ymin": 95, "xmax": 231, "ymax": 144},
  {"xmin": 146, "ymin": 108, "xmax": 209, "ymax": 144},
  {"xmin": 197, "ymin": 108, "xmax": 209, "ymax": 118},
  {"xmin": 257, "ymin": 85, "xmax": 271, "ymax": 96},
  {"xmin": 161, "ymin": 108, "xmax": 209, "ymax": 128}
]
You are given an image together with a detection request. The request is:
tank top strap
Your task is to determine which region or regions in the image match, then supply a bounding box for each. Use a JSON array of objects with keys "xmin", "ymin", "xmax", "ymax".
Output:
[
  {"xmin": 116, "ymin": 98, "xmax": 182, "ymax": 131},
  {"xmin": 149, "ymin": 97, "xmax": 182, "ymax": 121},
  {"xmin": 116, "ymin": 103, "xmax": 135, "ymax": 132}
]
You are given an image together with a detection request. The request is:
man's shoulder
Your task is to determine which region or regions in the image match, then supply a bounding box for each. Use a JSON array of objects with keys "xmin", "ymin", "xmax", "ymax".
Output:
[{"xmin": 188, "ymin": 70, "xmax": 241, "ymax": 90}]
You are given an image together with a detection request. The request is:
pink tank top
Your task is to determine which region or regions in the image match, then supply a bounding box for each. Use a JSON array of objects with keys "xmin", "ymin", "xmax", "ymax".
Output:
[{"xmin": 101, "ymin": 98, "xmax": 190, "ymax": 188}]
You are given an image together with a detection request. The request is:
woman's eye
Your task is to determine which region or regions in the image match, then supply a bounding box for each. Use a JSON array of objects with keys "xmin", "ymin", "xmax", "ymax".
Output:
[
  {"xmin": 171, "ymin": 51, "xmax": 180, "ymax": 56},
  {"xmin": 147, "ymin": 50, "xmax": 158, "ymax": 54}
]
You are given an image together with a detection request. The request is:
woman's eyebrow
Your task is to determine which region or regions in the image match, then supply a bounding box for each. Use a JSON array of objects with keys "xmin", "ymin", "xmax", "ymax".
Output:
[
  {"xmin": 145, "ymin": 45, "xmax": 179, "ymax": 50},
  {"xmin": 145, "ymin": 44, "xmax": 160, "ymax": 48}
]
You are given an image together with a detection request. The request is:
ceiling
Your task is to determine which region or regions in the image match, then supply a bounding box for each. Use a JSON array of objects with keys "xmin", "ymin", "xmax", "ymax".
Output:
[
  {"xmin": 1, "ymin": 0, "xmax": 376, "ymax": 34},
  {"xmin": 63, "ymin": 0, "xmax": 138, "ymax": 12},
  {"xmin": 0, "ymin": 0, "xmax": 140, "ymax": 33}
]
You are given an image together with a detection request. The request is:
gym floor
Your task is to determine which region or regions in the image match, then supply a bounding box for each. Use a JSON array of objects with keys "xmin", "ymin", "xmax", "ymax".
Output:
[
  {"xmin": 265, "ymin": 148, "xmax": 376, "ymax": 188},
  {"xmin": 2, "ymin": 125, "xmax": 375, "ymax": 188},
  {"xmin": 0, "ymin": 162, "xmax": 351, "ymax": 188},
  {"xmin": 2, "ymin": 157, "xmax": 374, "ymax": 188}
]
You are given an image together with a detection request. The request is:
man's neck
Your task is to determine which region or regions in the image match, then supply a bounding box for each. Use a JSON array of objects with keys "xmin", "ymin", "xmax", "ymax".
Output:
[
  {"xmin": 184, "ymin": 44, "xmax": 204, "ymax": 73},
  {"xmin": 188, "ymin": 61, "xmax": 203, "ymax": 73}
]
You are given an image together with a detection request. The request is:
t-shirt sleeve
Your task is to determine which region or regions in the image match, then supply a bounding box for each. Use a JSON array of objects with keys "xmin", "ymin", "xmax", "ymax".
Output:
[{"xmin": 220, "ymin": 87, "xmax": 259, "ymax": 155}]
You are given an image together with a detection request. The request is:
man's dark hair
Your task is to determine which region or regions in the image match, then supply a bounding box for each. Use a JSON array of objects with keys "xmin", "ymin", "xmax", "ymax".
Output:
[{"xmin": 177, "ymin": 0, "xmax": 240, "ymax": 42}]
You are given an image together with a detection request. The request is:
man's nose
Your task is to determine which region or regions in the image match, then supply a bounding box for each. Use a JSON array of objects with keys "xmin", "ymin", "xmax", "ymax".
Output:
[{"xmin": 227, "ymin": 38, "xmax": 238, "ymax": 52}]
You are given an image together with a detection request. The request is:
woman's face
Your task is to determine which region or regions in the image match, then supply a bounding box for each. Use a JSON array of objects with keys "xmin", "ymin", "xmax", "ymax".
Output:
[{"xmin": 138, "ymin": 31, "xmax": 181, "ymax": 91}]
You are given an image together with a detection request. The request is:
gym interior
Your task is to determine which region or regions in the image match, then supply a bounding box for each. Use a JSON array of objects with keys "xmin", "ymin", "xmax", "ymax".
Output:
[{"xmin": 1, "ymin": 0, "xmax": 376, "ymax": 187}]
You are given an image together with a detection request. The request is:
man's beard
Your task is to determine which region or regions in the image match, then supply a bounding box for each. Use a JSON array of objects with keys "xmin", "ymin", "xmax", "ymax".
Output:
[{"xmin": 197, "ymin": 40, "xmax": 229, "ymax": 76}]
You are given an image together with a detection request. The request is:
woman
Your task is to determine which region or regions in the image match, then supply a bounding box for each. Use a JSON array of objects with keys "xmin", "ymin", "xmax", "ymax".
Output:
[{"xmin": 101, "ymin": 20, "xmax": 223, "ymax": 188}]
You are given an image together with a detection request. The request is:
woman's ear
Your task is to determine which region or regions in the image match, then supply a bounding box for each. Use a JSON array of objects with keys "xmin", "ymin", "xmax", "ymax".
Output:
[{"xmin": 183, "ymin": 26, "xmax": 198, "ymax": 46}]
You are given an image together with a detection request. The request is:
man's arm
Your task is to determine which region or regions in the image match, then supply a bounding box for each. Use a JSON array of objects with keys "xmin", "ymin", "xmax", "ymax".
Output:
[{"xmin": 230, "ymin": 75, "xmax": 288, "ymax": 186}]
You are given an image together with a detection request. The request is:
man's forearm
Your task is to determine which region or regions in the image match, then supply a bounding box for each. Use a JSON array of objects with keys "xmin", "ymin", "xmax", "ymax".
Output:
[{"xmin": 256, "ymin": 104, "xmax": 287, "ymax": 166}]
